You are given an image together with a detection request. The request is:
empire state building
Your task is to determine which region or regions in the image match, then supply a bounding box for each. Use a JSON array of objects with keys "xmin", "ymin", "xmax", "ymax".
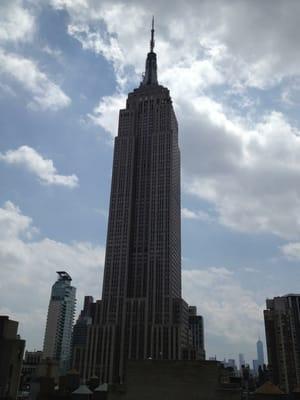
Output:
[{"xmin": 74, "ymin": 20, "xmax": 205, "ymax": 383}]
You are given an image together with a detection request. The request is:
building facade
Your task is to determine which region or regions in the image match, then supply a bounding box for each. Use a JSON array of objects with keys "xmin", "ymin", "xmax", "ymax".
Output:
[
  {"xmin": 71, "ymin": 296, "xmax": 95, "ymax": 376},
  {"xmin": 188, "ymin": 306, "xmax": 205, "ymax": 360},
  {"xmin": 264, "ymin": 294, "xmax": 300, "ymax": 393},
  {"xmin": 0, "ymin": 316, "xmax": 25, "ymax": 399},
  {"xmin": 43, "ymin": 271, "xmax": 76, "ymax": 374},
  {"xmin": 82, "ymin": 21, "xmax": 202, "ymax": 383},
  {"xmin": 108, "ymin": 360, "xmax": 241, "ymax": 400},
  {"xmin": 20, "ymin": 350, "xmax": 43, "ymax": 390}
]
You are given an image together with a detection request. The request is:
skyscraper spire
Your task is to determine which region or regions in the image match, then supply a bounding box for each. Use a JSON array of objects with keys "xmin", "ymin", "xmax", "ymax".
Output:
[
  {"xmin": 142, "ymin": 17, "xmax": 158, "ymax": 86},
  {"xmin": 150, "ymin": 16, "xmax": 155, "ymax": 52}
]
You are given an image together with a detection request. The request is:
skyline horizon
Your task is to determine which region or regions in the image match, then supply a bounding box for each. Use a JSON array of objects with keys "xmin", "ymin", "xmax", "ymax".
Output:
[{"xmin": 2, "ymin": 0, "xmax": 300, "ymax": 365}]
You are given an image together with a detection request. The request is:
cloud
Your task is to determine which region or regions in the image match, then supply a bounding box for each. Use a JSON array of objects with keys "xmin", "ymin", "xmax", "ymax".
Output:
[
  {"xmin": 281, "ymin": 242, "xmax": 300, "ymax": 260},
  {"xmin": 182, "ymin": 100, "xmax": 300, "ymax": 239},
  {"xmin": 0, "ymin": 201, "xmax": 34, "ymax": 240},
  {"xmin": 182, "ymin": 207, "xmax": 212, "ymax": 222},
  {"xmin": 88, "ymin": 93, "xmax": 127, "ymax": 137},
  {"xmin": 0, "ymin": 146, "xmax": 79, "ymax": 188},
  {"xmin": 47, "ymin": 0, "xmax": 300, "ymax": 240},
  {"xmin": 183, "ymin": 267, "xmax": 263, "ymax": 346},
  {"xmin": 0, "ymin": 2, "xmax": 70, "ymax": 111},
  {"xmin": 0, "ymin": 0, "xmax": 35, "ymax": 43},
  {"xmin": 91, "ymin": 91, "xmax": 300, "ymax": 240},
  {"xmin": 0, "ymin": 201, "xmax": 105, "ymax": 349},
  {"xmin": 42, "ymin": 45, "xmax": 63, "ymax": 61},
  {"xmin": 281, "ymin": 79, "xmax": 300, "ymax": 106},
  {"xmin": 0, "ymin": 50, "xmax": 71, "ymax": 111},
  {"xmin": 68, "ymin": 23, "xmax": 128, "ymax": 88},
  {"xmin": 51, "ymin": 0, "xmax": 300, "ymax": 90}
]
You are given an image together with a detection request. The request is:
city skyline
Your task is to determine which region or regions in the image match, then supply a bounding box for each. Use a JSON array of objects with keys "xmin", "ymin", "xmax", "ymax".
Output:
[{"xmin": 2, "ymin": 0, "xmax": 300, "ymax": 363}]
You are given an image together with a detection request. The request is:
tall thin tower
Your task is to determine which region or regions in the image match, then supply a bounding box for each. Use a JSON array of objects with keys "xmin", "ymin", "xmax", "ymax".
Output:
[
  {"xmin": 43, "ymin": 271, "xmax": 76, "ymax": 373},
  {"xmin": 84, "ymin": 20, "xmax": 201, "ymax": 383},
  {"xmin": 256, "ymin": 338, "xmax": 264, "ymax": 368}
]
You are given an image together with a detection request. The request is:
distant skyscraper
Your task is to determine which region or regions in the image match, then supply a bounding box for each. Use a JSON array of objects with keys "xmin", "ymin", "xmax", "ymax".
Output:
[
  {"xmin": 227, "ymin": 359, "xmax": 236, "ymax": 370},
  {"xmin": 83, "ymin": 20, "xmax": 201, "ymax": 383},
  {"xmin": 0, "ymin": 316, "xmax": 25, "ymax": 399},
  {"xmin": 264, "ymin": 294, "xmax": 300, "ymax": 393},
  {"xmin": 252, "ymin": 359, "xmax": 259, "ymax": 375},
  {"xmin": 256, "ymin": 338, "xmax": 264, "ymax": 368},
  {"xmin": 43, "ymin": 271, "xmax": 76, "ymax": 373},
  {"xmin": 239, "ymin": 353, "xmax": 245, "ymax": 370},
  {"xmin": 223, "ymin": 358, "xmax": 237, "ymax": 370}
]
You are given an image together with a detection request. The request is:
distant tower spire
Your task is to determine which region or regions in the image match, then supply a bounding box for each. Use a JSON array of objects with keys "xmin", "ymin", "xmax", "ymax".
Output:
[
  {"xmin": 142, "ymin": 17, "xmax": 158, "ymax": 86},
  {"xmin": 150, "ymin": 16, "xmax": 155, "ymax": 52}
]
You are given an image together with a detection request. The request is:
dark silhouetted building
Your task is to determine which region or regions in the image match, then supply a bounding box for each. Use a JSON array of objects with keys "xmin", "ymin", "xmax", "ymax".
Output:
[
  {"xmin": 264, "ymin": 294, "xmax": 300, "ymax": 393},
  {"xmin": 0, "ymin": 316, "xmax": 25, "ymax": 399},
  {"xmin": 43, "ymin": 271, "xmax": 76, "ymax": 374},
  {"xmin": 254, "ymin": 381, "xmax": 285, "ymax": 399},
  {"xmin": 188, "ymin": 306, "xmax": 205, "ymax": 359},
  {"xmin": 71, "ymin": 296, "xmax": 95, "ymax": 375},
  {"xmin": 29, "ymin": 358, "xmax": 59, "ymax": 400},
  {"xmin": 83, "ymin": 20, "xmax": 202, "ymax": 383},
  {"xmin": 108, "ymin": 360, "xmax": 241, "ymax": 400},
  {"xmin": 20, "ymin": 350, "xmax": 43, "ymax": 390}
]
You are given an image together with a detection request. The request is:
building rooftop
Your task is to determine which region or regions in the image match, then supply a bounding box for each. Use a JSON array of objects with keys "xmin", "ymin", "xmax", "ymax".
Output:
[
  {"xmin": 72, "ymin": 384, "xmax": 93, "ymax": 395},
  {"xmin": 255, "ymin": 381, "xmax": 284, "ymax": 395},
  {"xmin": 56, "ymin": 271, "xmax": 72, "ymax": 281},
  {"xmin": 94, "ymin": 383, "xmax": 108, "ymax": 392}
]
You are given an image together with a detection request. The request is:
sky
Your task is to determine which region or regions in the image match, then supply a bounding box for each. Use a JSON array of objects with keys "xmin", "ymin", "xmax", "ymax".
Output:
[{"xmin": 1, "ymin": 0, "xmax": 300, "ymax": 365}]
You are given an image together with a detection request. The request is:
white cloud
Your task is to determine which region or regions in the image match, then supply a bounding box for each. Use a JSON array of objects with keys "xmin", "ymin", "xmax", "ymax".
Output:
[
  {"xmin": 0, "ymin": 146, "xmax": 79, "ymax": 188},
  {"xmin": 160, "ymin": 59, "xmax": 224, "ymax": 99},
  {"xmin": 183, "ymin": 267, "xmax": 263, "ymax": 346},
  {"xmin": 50, "ymin": 0, "xmax": 300, "ymax": 90},
  {"xmin": 0, "ymin": 81, "xmax": 16, "ymax": 97},
  {"xmin": 48, "ymin": 0, "xmax": 300, "ymax": 239},
  {"xmin": 0, "ymin": 201, "xmax": 105, "ymax": 349},
  {"xmin": 182, "ymin": 207, "xmax": 211, "ymax": 222},
  {"xmin": 0, "ymin": 0, "xmax": 35, "ymax": 43},
  {"xmin": 0, "ymin": 2, "xmax": 70, "ymax": 111},
  {"xmin": 0, "ymin": 201, "xmax": 34, "ymax": 240},
  {"xmin": 42, "ymin": 45, "xmax": 63, "ymax": 61},
  {"xmin": 281, "ymin": 242, "xmax": 300, "ymax": 260},
  {"xmin": 182, "ymin": 100, "xmax": 300, "ymax": 239},
  {"xmin": 88, "ymin": 93, "xmax": 127, "ymax": 137},
  {"xmin": 0, "ymin": 50, "xmax": 71, "ymax": 111},
  {"xmin": 68, "ymin": 23, "xmax": 128, "ymax": 88}
]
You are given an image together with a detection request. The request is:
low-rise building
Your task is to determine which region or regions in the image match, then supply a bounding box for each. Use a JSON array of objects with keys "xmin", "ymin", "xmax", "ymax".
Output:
[{"xmin": 20, "ymin": 350, "xmax": 43, "ymax": 390}]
